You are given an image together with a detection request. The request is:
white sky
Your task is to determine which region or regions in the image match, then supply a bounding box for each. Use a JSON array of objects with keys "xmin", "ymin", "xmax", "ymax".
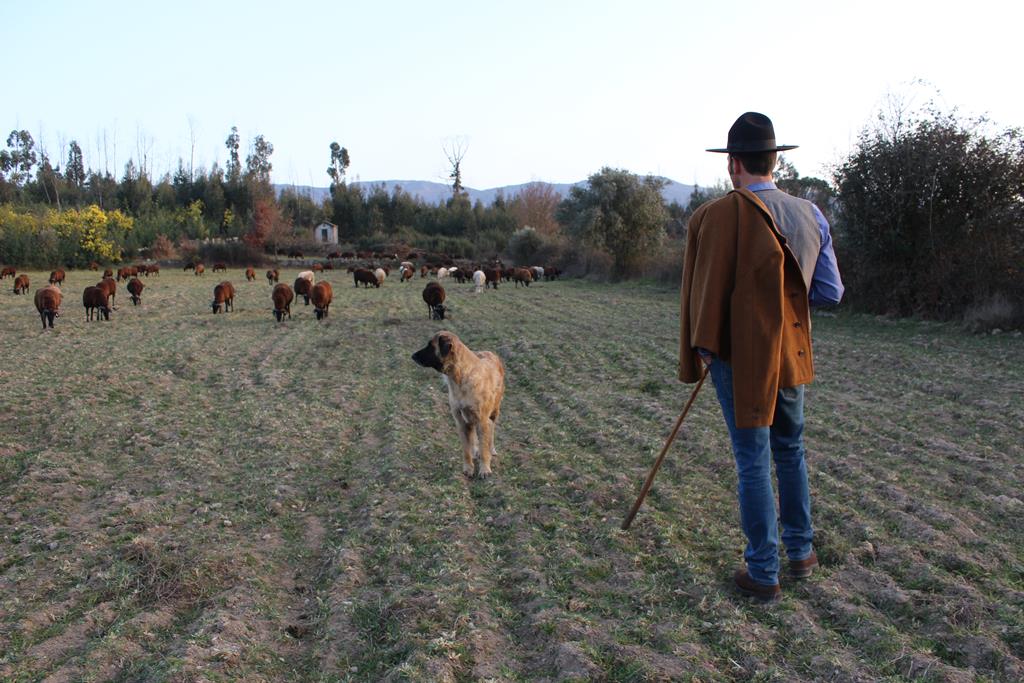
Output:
[{"xmin": 3, "ymin": 0, "xmax": 1020, "ymax": 189}]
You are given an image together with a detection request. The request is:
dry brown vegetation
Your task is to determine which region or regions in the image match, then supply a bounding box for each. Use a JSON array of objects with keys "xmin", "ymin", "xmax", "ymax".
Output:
[{"xmin": 0, "ymin": 270, "xmax": 1021, "ymax": 681}]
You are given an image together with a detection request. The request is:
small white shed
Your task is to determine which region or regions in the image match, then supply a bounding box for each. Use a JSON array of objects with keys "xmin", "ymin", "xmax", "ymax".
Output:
[{"xmin": 313, "ymin": 221, "xmax": 339, "ymax": 244}]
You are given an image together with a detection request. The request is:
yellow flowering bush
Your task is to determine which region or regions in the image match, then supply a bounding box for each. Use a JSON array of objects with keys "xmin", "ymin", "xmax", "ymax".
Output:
[{"xmin": 0, "ymin": 204, "xmax": 129, "ymax": 266}]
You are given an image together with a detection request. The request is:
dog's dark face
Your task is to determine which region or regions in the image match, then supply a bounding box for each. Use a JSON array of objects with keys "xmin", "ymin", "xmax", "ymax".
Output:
[{"xmin": 412, "ymin": 333, "xmax": 453, "ymax": 372}]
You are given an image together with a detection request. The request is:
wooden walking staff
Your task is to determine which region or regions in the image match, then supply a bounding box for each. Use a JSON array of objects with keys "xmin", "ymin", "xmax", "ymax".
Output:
[{"xmin": 621, "ymin": 366, "xmax": 709, "ymax": 530}]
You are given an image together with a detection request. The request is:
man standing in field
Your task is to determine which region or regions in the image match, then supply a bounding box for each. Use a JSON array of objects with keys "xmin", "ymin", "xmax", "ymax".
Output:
[{"xmin": 679, "ymin": 112, "xmax": 844, "ymax": 602}]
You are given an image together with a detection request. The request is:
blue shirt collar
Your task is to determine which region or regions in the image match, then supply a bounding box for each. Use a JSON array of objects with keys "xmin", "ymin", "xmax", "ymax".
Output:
[{"xmin": 745, "ymin": 181, "xmax": 777, "ymax": 192}]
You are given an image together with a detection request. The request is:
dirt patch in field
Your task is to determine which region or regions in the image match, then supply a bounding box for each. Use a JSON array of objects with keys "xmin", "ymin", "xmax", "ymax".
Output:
[{"xmin": 5, "ymin": 601, "xmax": 117, "ymax": 676}]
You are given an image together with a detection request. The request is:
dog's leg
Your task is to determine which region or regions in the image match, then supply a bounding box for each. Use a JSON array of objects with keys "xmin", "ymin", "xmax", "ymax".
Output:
[
  {"xmin": 478, "ymin": 419, "xmax": 495, "ymax": 477},
  {"xmin": 489, "ymin": 408, "xmax": 500, "ymax": 457},
  {"xmin": 453, "ymin": 409, "xmax": 477, "ymax": 477},
  {"xmin": 462, "ymin": 421, "xmax": 478, "ymax": 477}
]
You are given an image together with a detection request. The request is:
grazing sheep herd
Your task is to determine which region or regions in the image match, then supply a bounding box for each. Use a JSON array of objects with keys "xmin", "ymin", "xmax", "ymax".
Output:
[{"xmin": 3, "ymin": 255, "xmax": 563, "ymax": 331}]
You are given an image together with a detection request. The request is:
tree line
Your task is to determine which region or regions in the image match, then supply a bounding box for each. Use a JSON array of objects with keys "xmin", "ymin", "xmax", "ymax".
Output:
[{"xmin": 1, "ymin": 105, "xmax": 1020, "ymax": 327}]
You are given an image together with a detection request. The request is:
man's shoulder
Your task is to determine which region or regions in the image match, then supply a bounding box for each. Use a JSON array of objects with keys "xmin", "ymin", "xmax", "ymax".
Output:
[
  {"xmin": 691, "ymin": 191, "xmax": 741, "ymax": 223},
  {"xmin": 761, "ymin": 186, "xmax": 821, "ymax": 213}
]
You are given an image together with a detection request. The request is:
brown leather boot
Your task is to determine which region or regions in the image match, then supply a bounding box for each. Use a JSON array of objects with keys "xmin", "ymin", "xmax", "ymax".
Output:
[
  {"xmin": 788, "ymin": 551, "xmax": 819, "ymax": 579},
  {"xmin": 733, "ymin": 569, "xmax": 781, "ymax": 603}
]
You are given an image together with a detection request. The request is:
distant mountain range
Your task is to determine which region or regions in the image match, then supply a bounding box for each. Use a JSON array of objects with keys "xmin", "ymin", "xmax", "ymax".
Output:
[{"xmin": 274, "ymin": 177, "xmax": 695, "ymax": 207}]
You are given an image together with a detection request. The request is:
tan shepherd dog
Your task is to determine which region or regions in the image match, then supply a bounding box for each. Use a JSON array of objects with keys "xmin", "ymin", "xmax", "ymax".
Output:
[{"xmin": 413, "ymin": 331, "xmax": 506, "ymax": 478}]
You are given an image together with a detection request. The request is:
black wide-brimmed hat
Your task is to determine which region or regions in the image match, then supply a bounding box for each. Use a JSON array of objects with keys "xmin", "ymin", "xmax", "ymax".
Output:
[{"xmin": 706, "ymin": 112, "xmax": 798, "ymax": 153}]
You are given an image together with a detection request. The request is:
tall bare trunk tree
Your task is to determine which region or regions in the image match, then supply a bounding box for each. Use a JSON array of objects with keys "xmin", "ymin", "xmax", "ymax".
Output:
[{"xmin": 443, "ymin": 137, "xmax": 468, "ymax": 198}]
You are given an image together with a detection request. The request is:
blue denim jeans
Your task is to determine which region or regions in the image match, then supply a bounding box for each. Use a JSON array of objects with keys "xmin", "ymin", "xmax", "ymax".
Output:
[{"xmin": 708, "ymin": 359, "xmax": 814, "ymax": 585}]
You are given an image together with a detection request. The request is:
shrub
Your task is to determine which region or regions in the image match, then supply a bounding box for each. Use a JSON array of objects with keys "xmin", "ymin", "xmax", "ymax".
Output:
[
  {"xmin": 557, "ymin": 168, "xmax": 668, "ymax": 278},
  {"xmin": 834, "ymin": 99, "xmax": 1024, "ymax": 326},
  {"xmin": 197, "ymin": 239, "xmax": 266, "ymax": 266},
  {"xmin": 561, "ymin": 247, "xmax": 615, "ymax": 281},
  {"xmin": 638, "ymin": 239, "xmax": 684, "ymax": 283},
  {"xmin": 0, "ymin": 204, "xmax": 126, "ymax": 267},
  {"xmin": 962, "ymin": 293, "xmax": 1019, "ymax": 333},
  {"xmin": 507, "ymin": 227, "xmax": 544, "ymax": 264},
  {"xmin": 149, "ymin": 234, "xmax": 178, "ymax": 260}
]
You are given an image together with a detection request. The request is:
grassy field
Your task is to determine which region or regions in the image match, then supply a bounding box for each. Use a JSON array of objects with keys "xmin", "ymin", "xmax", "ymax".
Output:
[{"xmin": 0, "ymin": 267, "xmax": 1022, "ymax": 682}]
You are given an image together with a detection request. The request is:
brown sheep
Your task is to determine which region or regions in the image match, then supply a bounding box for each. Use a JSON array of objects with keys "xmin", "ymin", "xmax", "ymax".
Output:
[
  {"xmin": 183, "ymin": 262, "xmax": 195, "ymax": 271},
  {"xmin": 103, "ymin": 268, "xmax": 114, "ymax": 278},
  {"xmin": 545, "ymin": 266, "xmax": 561, "ymax": 280},
  {"xmin": 127, "ymin": 277, "xmax": 144, "ymax": 305},
  {"xmin": 311, "ymin": 281, "xmax": 333, "ymax": 320},
  {"xmin": 1, "ymin": 266, "xmax": 16, "ymax": 279},
  {"xmin": 35, "ymin": 285, "xmax": 62, "ymax": 329},
  {"xmin": 294, "ymin": 276, "xmax": 313, "ymax": 305},
  {"xmin": 96, "ymin": 277, "xmax": 117, "ymax": 308},
  {"xmin": 117, "ymin": 267, "xmax": 132, "ymax": 281},
  {"xmin": 311, "ymin": 263, "xmax": 324, "ymax": 273},
  {"xmin": 211, "ymin": 281, "xmax": 235, "ymax": 314},
  {"xmin": 272, "ymin": 283, "xmax": 294, "ymax": 322},
  {"xmin": 194, "ymin": 263, "xmax": 205, "ymax": 276},
  {"xmin": 484, "ymin": 268, "xmax": 501, "ymax": 289},
  {"xmin": 147, "ymin": 264, "xmax": 160, "ymax": 276},
  {"xmin": 512, "ymin": 267, "xmax": 534, "ymax": 287},
  {"xmin": 422, "ymin": 282, "xmax": 447, "ymax": 320},
  {"xmin": 13, "ymin": 274, "xmax": 29, "ymax": 294},
  {"xmin": 245, "ymin": 267, "xmax": 256, "ymax": 281},
  {"xmin": 88, "ymin": 261, "xmax": 100, "ymax": 271},
  {"xmin": 49, "ymin": 269, "xmax": 66, "ymax": 286},
  {"xmin": 83, "ymin": 285, "xmax": 111, "ymax": 321},
  {"xmin": 419, "ymin": 264, "xmax": 428, "ymax": 278},
  {"xmin": 400, "ymin": 266, "xmax": 414, "ymax": 282},
  {"xmin": 353, "ymin": 268, "xmax": 379, "ymax": 288},
  {"xmin": 213, "ymin": 262, "xmax": 227, "ymax": 273},
  {"xmin": 266, "ymin": 268, "xmax": 279, "ymax": 284}
]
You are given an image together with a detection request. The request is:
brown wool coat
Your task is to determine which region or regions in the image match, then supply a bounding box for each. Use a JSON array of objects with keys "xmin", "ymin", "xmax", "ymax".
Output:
[{"xmin": 679, "ymin": 188, "xmax": 814, "ymax": 428}]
